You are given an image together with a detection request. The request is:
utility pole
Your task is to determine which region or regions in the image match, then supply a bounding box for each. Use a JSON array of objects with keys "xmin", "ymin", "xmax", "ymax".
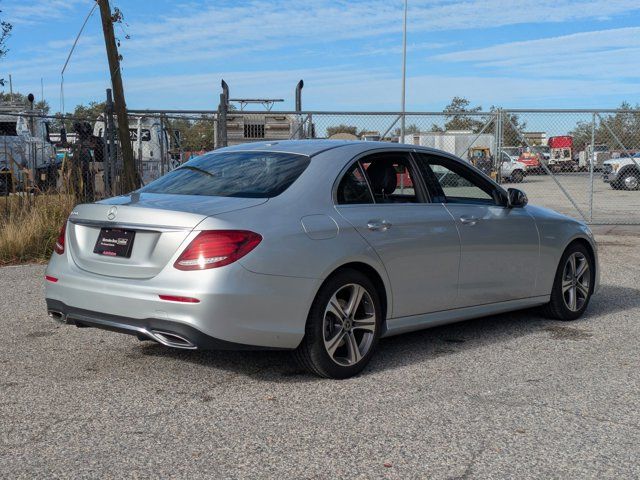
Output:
[
  {"xmin": 400, "ymin": 0, "xmax": 408, "ymax": 143},
  {"xmin": 97, "ymin": 0, "xmax": 137, "ymax": 192}
]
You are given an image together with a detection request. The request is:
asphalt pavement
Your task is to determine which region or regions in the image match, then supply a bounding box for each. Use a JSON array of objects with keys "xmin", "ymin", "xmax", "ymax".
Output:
[{"xmin": 1, "ymin": 230, "xmax": 639, "ymax": 479}]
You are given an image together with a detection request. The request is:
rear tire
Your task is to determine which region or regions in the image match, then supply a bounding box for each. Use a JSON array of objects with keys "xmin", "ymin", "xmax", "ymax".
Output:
[
  {"xmin": 541, "ymin": 243, "xmax": 594, "ymax": 321},
  {"xmin": 294, "ymin": 269, "xmax": 382, "ymax": 379}
]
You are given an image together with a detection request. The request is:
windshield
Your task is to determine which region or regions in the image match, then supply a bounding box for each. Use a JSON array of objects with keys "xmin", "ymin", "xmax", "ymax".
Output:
[{"xmin": 139, "ymin": 151, "xmax": 310, "ymax": 198}]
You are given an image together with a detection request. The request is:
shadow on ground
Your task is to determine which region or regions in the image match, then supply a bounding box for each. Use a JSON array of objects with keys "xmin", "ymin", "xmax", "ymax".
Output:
[{"xmin": 133, "ymin": 284, "xmax": 638, "ymax": 382}]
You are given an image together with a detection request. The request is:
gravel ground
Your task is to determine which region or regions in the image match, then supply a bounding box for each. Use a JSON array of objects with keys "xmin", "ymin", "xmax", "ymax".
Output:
[
  {"xmin": 1, "ymin": 230, "xmax": 639, "ymax": 479},
  {"xmin": 510, "ymin": 172, "xmax": 640, "ymax": 224}
]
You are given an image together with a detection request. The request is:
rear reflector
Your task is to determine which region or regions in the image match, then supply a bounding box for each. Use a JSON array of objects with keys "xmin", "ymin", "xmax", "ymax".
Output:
[
  {"xmin": 158, "ymin": 295, "xmax": 200, "ymax": 303},
  {"xmin": 45, "ymin": 275, "xmax": 58, "ymax": 283},
  {"xmin": 174, "ymin": 230, "xmax": 262, "ymax": 270},
  {"xmin": 54, "ymin": 221, "xmax": 67, "ymax": 255}
]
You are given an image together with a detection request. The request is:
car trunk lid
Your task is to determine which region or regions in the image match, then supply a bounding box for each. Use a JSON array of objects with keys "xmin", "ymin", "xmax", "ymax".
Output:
[{"xmin": 67, "ymin": 193, "xmax": 267, "ymax": 279}]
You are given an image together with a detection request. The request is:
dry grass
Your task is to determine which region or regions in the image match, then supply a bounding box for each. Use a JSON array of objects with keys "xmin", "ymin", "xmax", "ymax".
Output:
[{"xmin": 0, "ymin": 194, "xmax": 76, "ymax": 265}]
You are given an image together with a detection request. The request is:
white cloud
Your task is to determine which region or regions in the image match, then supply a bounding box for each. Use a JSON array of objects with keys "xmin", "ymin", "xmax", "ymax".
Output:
[
  {"xmin": 5, "ymin": 0, "xmax": 640, "ymax": 109},
  {"xmin": 1, "ymin": 0, "xmax": 88, "ymax": 25},
  {"xmin": 434, "ymin": 27, "xmax": 640, "ymax": 79},
  {"xmin": 36, "ymin": 66, "xmax": 640, "ymax": 111},
  {"xmin": 115, "ymin": 0, "xmax": 640, "ymax": 69}
]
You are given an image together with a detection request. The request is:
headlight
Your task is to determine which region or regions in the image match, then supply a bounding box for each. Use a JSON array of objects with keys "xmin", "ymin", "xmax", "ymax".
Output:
[{"xmin": 611, "ymin": 163, "xmax": 621, "ymax": 172}]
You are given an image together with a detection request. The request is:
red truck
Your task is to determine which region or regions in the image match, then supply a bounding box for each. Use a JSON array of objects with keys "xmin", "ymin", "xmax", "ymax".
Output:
[
  {"xmin": 517, "ymin": 151, "xmax": 542, "ymax": 173},
  {"xmin": 548, "ymin": 136, "xmax": 575, "ymax": 172}
]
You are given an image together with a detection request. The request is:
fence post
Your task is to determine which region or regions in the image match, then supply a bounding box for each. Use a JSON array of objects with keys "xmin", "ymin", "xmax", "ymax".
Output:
[
  {"xmin": 494, "ymin": 110, "xmax": 502, "ymax": 184},
  {"xmin": 159, "ymin": 114, "xmax": 166, "ymax": 178},
  {"xmin": 102, "ymin": 98, "xmax": 110, "ymax": 196},
  {"xmin": 589, "ymin": 112, "xmax": 596, "ymax": 222},
  {"xmin": 105, "ymin": 89, "xmax": 117, "ymax": 196}
]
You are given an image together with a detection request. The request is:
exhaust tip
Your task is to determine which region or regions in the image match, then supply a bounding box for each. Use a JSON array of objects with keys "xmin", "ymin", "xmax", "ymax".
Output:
[
  {"xmin": 149, "ymin": 330, "xmax": 197, "ymax": 349},
  {"xmin": 48, "ymin": 310, "xmax": 66, "ymax": 324}
]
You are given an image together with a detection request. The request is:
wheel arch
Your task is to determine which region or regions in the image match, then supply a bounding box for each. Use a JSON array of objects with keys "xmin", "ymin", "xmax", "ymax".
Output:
[
  {"xmin": 316, "ymin": 261, "xmax": 390, "ymax": 332},
  {"xmin": 562, "ymin": 235, "xmax": 598, "ymax": 291},
  {"xmin": 619, "ymin": 164, "xmax": 640, "ymax": 175},
  {"xmin": 565, "ymin": 237, "xmax": 596, "ymax": 264}
]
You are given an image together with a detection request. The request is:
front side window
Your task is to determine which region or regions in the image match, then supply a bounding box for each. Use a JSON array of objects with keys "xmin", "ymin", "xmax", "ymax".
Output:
[
  {"xmin": 140, "ymin": 151, "xmax": 310, "ymax": 198},
  {"xmin": 416, "ymin": 154, "xmax": 498, "ymax": 205}
]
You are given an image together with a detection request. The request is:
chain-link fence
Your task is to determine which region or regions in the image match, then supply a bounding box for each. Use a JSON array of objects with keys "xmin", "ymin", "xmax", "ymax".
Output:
[{"xmin": 2, "ymin": 105, "xmax": 639, "ymax": 225}]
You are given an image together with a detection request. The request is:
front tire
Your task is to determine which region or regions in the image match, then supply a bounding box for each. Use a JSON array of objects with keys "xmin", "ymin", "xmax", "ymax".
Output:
[
  {"xmin": 619, "ymin": 169, "xmax": 640, "ymax": 190},
  {"xmin": 510, "ymin": 169, "xmax": 524, "ymax": 183},
  {"xmin": 542, "ymin": 243, "xmax": 594, "ymax": 321},
  {"xmin": 294, "ymin": 269, "xmax": 381, "ymax": 379}
]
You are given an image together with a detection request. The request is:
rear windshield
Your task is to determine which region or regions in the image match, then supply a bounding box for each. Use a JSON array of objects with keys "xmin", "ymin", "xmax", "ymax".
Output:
[{"xmin": 139, "ymin": 151, "xmax": 310, "ymax": 198}]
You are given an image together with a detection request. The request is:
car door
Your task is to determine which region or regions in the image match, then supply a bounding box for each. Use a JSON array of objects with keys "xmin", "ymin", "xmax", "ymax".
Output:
[
  {"xmin": 334, "ymin": 151, "xmax": 461, "ymax": 318},
  {"xmin": 414, "ymin": 152, "xmax": 539, "ymax": 308}
]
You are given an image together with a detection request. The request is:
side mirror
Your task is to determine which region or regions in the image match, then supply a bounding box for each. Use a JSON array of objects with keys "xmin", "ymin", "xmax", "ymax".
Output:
[{"xmin": 508, "ymin": 188, "xmax": 528, "ymax": 208}]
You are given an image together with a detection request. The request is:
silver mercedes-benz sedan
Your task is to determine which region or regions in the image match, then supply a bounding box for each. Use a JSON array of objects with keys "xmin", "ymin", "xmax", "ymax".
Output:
[{"xmin": 45, "ymin": 140, "xmax": 599, "ymax": 378}]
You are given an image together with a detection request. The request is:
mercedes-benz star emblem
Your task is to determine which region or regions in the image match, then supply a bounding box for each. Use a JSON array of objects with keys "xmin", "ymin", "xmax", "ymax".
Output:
[{"xmin": 107, "ymin": 206, "xmax": 118, "ymax": 221}]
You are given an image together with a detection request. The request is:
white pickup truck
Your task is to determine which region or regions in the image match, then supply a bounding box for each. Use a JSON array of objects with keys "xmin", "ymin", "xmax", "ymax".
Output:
[
  {"xmin": 498, "ymin": 152, "xmax": 527, "ymax": 183},
  {"xmin": 603, "ymin": 154, "xmax": 640, "ymax": 190}
]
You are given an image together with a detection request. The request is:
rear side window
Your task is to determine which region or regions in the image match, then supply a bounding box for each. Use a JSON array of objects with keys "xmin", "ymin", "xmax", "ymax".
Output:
[
  {"xmin": 337, "ymin": 163, "xmax": 373, "ymax": 204},
  {"xmin": 140, "ymin": 151, "xmax": 310, "ymax": 198}
]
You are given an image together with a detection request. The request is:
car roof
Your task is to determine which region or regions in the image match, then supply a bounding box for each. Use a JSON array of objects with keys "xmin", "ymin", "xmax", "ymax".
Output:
[{"xmin": 219, "ymin": 139, "xmax": 435, "ymax": 158}]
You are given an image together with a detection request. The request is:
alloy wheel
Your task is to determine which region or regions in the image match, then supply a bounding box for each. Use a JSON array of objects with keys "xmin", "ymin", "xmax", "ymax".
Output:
[
  {"xmin": 322, "ymin": 283, "xmax": 376, "ymax": 366},
  {"xmin": 561, "ymin": 252, "xmax": 590, "ymax": 312},
  {"xmin": 623, "ymin": 174, "xmax": 639, "ymax": 190}
]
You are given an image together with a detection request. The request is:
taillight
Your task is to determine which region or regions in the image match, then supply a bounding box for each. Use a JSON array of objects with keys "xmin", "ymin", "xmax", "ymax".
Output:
[
  {"xmin": 174, "ymin": 230, "xmax": 262, "ymax": 270},
  {"xmin": 54, "ymin": 221, "xmax": 67, "ymax": 255}
]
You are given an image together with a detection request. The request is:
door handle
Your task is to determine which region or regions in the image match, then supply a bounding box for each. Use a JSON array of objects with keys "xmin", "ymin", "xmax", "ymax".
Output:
[
  {"xmin": 459, "ymin": 215, "xmax": 479, "ymax": 226},
  {"xmin": 367, "ymin": 220, "xmax": 392, "ymax": 231}
]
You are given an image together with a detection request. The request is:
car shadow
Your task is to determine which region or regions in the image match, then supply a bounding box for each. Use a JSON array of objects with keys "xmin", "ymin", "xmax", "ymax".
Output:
[{"xmin": 137, "ymin": 284, "xmax": 639, "ymax": 382}]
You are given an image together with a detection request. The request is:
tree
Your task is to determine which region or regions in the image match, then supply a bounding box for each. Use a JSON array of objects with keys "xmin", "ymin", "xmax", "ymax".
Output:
[
  {"xmin": 432, "ymin": 96, "xmax": 485, "ymax": 132},
  {"xmin": 326, "ymin": 124, "xmax": 358, "ymax": 137},
  {"xmin": 71, "ymin": 101, "xmax": 106, "ymax": 121},
  {"xmin": 0, "ymin": 92, "xmax": 49, "ymax": 113},
  {"xmin": 489, "ymin": 106, "xmax": 527, "ymax": 147},
  {"xmin": 570, "ymin": 102, "xmax": 640, "ymax": 152},
  {"xmin": 0, "ymin": 2, "xmax": 12, "ymax": 87},
  {"xmin": 166, "ymin": 116, "xmax": 215, "ymax": 152},
  {"xmin": 393, "ymin": 123, "xmax": 420, "ymax": 137}
]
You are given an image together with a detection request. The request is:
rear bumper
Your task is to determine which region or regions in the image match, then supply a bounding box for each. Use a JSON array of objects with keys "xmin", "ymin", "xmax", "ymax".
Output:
[
  {"xmin": 46, "ymin": 299, "xmax": 281, "ymax": 350},
  {"xmin": 45, "ymin": 253, "xmax": 319, "ymax": 349}
]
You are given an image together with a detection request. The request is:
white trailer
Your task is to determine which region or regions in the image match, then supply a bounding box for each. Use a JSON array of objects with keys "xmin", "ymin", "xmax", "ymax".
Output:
[
  {"xmin": 402, "ymin": 130, "xmax": 496, "ymax": 159},
  {"xmin": 0, "ymin": 105, "xmax": 56, "ymax": 193},
  {"xmin": 94, "ymin": 115, "xmax": 171, "ymax": 185}
]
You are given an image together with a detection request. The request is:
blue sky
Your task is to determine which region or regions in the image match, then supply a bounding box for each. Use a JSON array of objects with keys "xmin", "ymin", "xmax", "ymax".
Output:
[{"xmin": 1, "ymin": 0, "xmax": 640, "ymax": 112}]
